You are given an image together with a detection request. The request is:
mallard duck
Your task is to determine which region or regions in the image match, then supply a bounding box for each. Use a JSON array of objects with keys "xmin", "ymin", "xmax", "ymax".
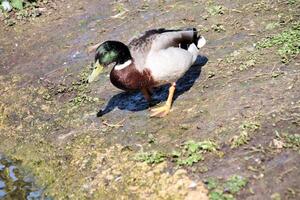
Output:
[{"xmin": 88, "ymin": 28, "xmax": 206, "ymax": 117}]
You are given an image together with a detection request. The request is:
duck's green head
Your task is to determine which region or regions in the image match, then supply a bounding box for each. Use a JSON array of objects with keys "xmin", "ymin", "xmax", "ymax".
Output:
[{"xmin": 88, "ymin": 41, "xmax": 131, "ymax": 83}]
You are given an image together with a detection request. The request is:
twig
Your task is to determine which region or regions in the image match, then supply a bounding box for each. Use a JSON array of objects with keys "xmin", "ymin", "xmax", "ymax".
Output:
[
  {"xmin": 102, "ymin": 118, "xmax": 126, "ymax": 128},
  {"xmin": 279, "ymin": 167, "xmax": 297, "ymax": 181}
]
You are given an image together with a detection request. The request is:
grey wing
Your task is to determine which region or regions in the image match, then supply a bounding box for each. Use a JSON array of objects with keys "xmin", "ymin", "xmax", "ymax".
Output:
[
  {"xmin": 128, "ymin": 29, "xmax": 167, "ymax": 45},
  {"xmin": 127, "ymin": 28, "xmax": 198, "ymax": 70},
  {"xmin": 128, "ymin": 29, "xmax": 164, "ymax": 70},
  {"xmin": 150, "ymin": 29, "xmax": 198, "ymax": 51}
]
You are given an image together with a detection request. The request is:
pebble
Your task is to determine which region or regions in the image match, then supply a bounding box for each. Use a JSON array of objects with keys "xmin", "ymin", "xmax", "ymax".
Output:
[
  {"xmin": 115, "ymin": 176, "xmax": 122, "ymax": 182},
  {"xmin": 72, "ymin": 51, "xmax": 81, "ymax": 58},
  {"xmin": 1, "ymin": 1, "xmax": 12, "ymax": 12},
  {"xmin": 188, "ymin": 181, "xmax": 197, "ymax": 189}
]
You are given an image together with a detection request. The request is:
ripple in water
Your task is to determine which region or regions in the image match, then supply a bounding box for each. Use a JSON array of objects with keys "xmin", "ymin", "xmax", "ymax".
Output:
[{"xmin": 0, "ymin": 154, "xmax": 50, "ymax": 200}]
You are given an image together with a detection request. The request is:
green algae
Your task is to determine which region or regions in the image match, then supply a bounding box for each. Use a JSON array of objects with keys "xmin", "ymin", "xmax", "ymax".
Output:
[
  {"xmin": 206, "ymin": 175, "xmax": 248, "ymax": 200},
  {"xmin": 256, "ymin": 22, "xmax": 300, "ymax": 62},
  {"xmin": 230, "ymin": 121, "xmax": 260, "ymax": 148},
  {"xmin": 209, "ymin": 191, "xmax": 234, "ymax": 200},
  {"xmin": 134, "ymin": 139, "xmax": 218, "ymax": 167},
  {"xmin": 224, "ymin": 175, "xmax": 248, "ymax": 194},
  {"xmin": 206, "ymin": 5, "xmax": 225, "ymax": 16},
  {"xmin": 134, "ymin": 151, "xmax": 166, "ymax": 164}
]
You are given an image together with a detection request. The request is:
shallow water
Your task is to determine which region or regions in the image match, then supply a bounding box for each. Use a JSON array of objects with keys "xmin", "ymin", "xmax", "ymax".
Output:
[{"xmin": 0, "ymin": 154, "xmax": 49, "ymax": 200}]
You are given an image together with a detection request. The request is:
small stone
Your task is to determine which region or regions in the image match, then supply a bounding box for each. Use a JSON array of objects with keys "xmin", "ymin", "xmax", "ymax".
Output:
[
  {"xmin": 273, "ymin": 139, "xmax": 284, "ymax": 149},
  {"xmin": 271, "ymin": 192, "xmax": 281, "ymax": 200},
  {"xmin": 72, "ymin": 51, "xmax": 81, "ymax": 58},
  {"xmin": 2, "ymin": 1, "xmax": 12, "ymax": 12},
  {"xmin": 254, "ymin": 158, "xmax": 261, "ymax": 164},
  {"xmin": 41, "ymin": 105, "xmax": 50, "ymax": 112},
  {"xmin": 188, "ymin": 181, "xmax": 197, "ymax": 189},
  {"xmin": 174, "ymin": 169, "xmax": 187, "ymax": 177},
  {"xmin": 106, "ymin": 175, "xmax": 114, "ymax": 181},
  {"xmin": 115, "ymin": 176, "xmax": 122, "ymax": 182},
  {"xmin": 185, "ymin": 182, "xmax": 209, "ymax": 200}
]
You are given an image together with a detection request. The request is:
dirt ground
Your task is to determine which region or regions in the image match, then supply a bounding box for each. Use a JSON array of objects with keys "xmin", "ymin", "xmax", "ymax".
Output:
[{"xmin": 0, "ymin": 0, "xmax": 299, "ymax": 199}]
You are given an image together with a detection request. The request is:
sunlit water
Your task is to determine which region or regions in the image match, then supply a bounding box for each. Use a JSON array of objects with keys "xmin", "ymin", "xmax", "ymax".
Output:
[{"xmin": 0, "ymin": 154, "xmax": 50, "ymax": 200}]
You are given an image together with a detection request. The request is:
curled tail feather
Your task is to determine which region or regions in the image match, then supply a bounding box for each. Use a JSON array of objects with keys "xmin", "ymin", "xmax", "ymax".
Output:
[
  {"xmin": 188, "ymin": 36, "xmax": 206, "ymax": 63},
  {"xmin": 188, "ymin": 44, "xmax": 199, "ymax": 63},
  {"xmin": 197, "ymin": 36, "xmax": 206, "ymax": 49}
]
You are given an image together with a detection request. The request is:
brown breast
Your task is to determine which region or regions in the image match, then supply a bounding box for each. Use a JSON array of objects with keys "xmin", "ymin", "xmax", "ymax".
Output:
[{"xmin": 110, "ymin": 62, "xmax": 157, "ymax": 91}]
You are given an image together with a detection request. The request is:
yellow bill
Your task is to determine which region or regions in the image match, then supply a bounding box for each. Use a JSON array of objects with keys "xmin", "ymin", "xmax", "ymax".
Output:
[{"xmin": 88, "ymin": 61, "xmax": 104, "ymax": 83}]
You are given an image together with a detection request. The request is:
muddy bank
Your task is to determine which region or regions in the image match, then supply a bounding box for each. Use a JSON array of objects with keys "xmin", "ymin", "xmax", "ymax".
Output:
[{"xmin": 0, "ymin": 0, "xmax": 299, "ymax": 199}]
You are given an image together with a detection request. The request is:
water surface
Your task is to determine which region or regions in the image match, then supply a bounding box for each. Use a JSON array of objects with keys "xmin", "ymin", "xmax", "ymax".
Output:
[{"xmin": 0, "ymin": 154, "xmax": 49, "ymax": 200}]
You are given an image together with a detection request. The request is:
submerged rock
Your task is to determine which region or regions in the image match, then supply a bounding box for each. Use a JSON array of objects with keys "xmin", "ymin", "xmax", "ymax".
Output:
[
  {"xmin": 1, "ymin": 1, "xmax": 12, "ymax": 12},
  {"xmin": 0, "ymin": 155, "xmax": 49, "ymax": 200}
]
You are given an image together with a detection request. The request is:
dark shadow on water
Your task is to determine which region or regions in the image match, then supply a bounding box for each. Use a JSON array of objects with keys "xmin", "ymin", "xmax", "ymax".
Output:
[{"xmin": 97, "ymin": 55, "xmax": 208, "ymax": 117}]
